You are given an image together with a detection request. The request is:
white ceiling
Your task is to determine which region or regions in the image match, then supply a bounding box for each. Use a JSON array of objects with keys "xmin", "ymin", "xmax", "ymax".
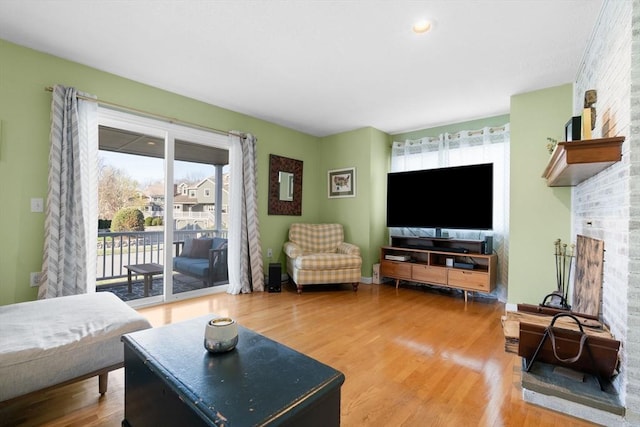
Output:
[{"xmin": 0, "ymin": 0, "xmax": 604, "ymax": 137}]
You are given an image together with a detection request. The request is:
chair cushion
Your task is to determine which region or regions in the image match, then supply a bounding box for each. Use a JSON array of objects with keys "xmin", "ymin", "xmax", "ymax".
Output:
[
  {"xmin": 188, "ymin": 238, "xmax": 213, "ymax": 258},
  {"xmin": 173, "ymin": 257, "xmax": 210, "ymax": 277},
  {"xmin": 293, "ymin": 253, "xmax": 362, "ymax": 270},
  {"xmin": 289, "ymin": 223, "xmax": 344, "ymax": 253},
  {"xmin": 182, "ymin": 237, "xmax": 194, "ymax": 257}
]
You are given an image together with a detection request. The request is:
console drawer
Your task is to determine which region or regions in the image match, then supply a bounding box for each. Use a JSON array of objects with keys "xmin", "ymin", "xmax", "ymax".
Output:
[
  {"xmin": 447, "ymin": 269, "xmax": 489, "ymax": 291},
  {"xmin": 380, "ymin": 261, "xmax": 411, "ymax": 279},
  {"xmin": 412, "ymin": 264, "xmax": 446, "ymax": 284}
]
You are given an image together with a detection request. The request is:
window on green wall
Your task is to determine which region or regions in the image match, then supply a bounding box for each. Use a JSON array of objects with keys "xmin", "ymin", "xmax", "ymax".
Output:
[{"xmin": 390, "ymin": 125, "xmax": 510, "ymax": 290}]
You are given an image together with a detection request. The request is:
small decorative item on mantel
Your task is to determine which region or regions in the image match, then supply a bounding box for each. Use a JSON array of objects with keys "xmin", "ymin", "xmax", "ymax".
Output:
[
  {"xmin": 565, "ymin": 116, "xmax": 582, "ymax": 141},
  {"xmin": 582, "ymin": 89, "xmax": 597, "ymax": 140},
  {"xmin": 545, "ymin": 137, "xmax": 558, "ymax": 154}
]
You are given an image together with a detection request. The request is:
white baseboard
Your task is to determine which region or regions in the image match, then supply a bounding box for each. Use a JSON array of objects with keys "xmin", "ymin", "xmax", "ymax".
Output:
[{"xmin": 505, "ymin": 302, "xmax": 518, "ymax": 312}]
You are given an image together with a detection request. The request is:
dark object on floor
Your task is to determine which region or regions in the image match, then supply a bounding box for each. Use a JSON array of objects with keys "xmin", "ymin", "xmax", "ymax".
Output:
[{"xmin": 268, "ymin": 262, "xmax": 281, "ymax": 293}]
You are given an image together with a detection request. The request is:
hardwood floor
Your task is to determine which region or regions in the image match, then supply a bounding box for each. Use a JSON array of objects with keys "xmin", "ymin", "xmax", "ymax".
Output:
[{"xmin": 1, "ymin": 282, "xmax": 597, "ymax": 426}]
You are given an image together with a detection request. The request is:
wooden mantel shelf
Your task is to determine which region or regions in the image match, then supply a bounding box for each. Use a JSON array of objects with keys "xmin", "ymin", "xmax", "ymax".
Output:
[{"xmin": 542, "ymin": 136, "xmax": 625, "ymax": 187}]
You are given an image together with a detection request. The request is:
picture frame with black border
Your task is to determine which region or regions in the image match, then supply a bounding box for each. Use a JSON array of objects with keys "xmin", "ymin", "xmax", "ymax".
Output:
[{"xmin": 328, "ymin": 167, "xmax": 356, "ymax": 198}]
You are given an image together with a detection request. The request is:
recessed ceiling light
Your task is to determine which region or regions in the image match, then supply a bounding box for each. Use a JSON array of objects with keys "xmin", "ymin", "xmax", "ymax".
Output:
[
  {"xmin": 147, "ymin": 141, "xmax": 156, "ymax": 146},
  {"xmin": 412, "ymin": 19, "xmax": 432, "ymax": 34}
]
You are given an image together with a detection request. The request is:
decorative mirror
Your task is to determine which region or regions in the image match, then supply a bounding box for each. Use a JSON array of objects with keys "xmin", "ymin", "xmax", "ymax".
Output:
[
  {"xmin": 278, "ymin": 171, "xmax": 294, "ymax": 201},
  {"xmin": 268, "ymin": 154, "xmax": 303, "ymax": 215}
]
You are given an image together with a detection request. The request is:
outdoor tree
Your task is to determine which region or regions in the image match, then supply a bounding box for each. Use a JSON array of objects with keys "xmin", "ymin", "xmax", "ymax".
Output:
[
  {"xmin": 98, "ymin": 159, "xmax": 144, "ymax": 219},
  {"xmin": 111, "ymin": 208, "xmax": 145, "ymax": 232},
  {"xmin": 177, "ymin": 171, "xmax": 207, "ymax": 185}
]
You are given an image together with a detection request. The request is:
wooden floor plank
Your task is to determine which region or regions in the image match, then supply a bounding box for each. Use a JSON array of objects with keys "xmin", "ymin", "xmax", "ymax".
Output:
[{"xmin": 0, "ymin": 283, "xmax": 598, "ymax": 426}]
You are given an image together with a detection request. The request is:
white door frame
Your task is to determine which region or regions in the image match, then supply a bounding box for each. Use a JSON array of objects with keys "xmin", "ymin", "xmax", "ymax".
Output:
[{"xmin": 98, "ymin": 107, "xmax": 230, "ymax": 306}]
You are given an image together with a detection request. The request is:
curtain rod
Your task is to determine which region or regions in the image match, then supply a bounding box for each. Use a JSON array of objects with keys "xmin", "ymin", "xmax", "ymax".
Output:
[
  {"xmin": 396, "ymin": 125, "xmax": 508, "ymax": 144},
  {"xmin": 450, "ymin": 125, "xmax": 507, "ymax": 138},
  {"xmin": 44, "ymin": 86, "xmax": 244, "ymax": 139}
]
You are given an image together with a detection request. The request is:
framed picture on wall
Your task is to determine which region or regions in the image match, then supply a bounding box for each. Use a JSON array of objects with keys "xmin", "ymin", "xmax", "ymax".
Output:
[{"xmin": 328, "ymin": 167, "xmax": 356, "ymax": 198}]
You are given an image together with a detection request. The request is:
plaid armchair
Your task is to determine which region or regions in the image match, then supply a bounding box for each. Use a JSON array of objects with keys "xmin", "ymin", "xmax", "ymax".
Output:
[{"xmin": 283, "ymin": 223, "xmax": 362, "ymax": 293}]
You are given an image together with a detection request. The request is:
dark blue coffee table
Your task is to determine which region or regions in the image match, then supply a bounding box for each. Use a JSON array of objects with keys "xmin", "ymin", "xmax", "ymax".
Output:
[{"xmin": 121, "ymin": 315, "xmax": 344, "ymax": 426}]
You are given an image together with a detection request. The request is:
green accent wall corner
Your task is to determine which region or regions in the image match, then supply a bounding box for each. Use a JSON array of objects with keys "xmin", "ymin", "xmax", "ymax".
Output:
[
  {"xmin": 508, "ymin": 83, "xmax": 573, "ymax": 305},
  {"xmin": 318, "ymin": 127, "xmax": 391, "ymax": 278}
]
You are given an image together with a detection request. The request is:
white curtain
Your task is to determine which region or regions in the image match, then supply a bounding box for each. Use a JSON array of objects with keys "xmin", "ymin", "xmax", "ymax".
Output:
[
  {"xmin": 38, "ymin": 85, "xmax": 98, "ymax": 298},
  {"xmin": 227, "ymin": 132, "xmax": 264, "ymax": 294},
  {"xmin": 391, "ymin": 124, "xmax": 510, "ymax": 299}
]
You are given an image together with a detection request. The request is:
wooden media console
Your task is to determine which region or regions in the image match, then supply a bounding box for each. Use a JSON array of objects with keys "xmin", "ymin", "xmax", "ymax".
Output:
[{"xmin": 380, "ymin": 236, "xmax": 497, "ymax": 301}]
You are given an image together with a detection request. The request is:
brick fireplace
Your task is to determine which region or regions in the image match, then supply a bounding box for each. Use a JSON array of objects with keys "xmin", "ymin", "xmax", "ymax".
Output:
[{"xmin": 523, "ymin": 1, "xmax": 639, "ymax": 424}]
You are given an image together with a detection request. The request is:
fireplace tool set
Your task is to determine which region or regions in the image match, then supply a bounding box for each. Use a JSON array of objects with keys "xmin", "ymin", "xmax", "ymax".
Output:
[
  {"xmin": 541, "ymin": 238, "xmax": 574, "ymax": 310},
  {"xmin": 517, "ymin": 235, "xmax": 621, "ymax": 391}
]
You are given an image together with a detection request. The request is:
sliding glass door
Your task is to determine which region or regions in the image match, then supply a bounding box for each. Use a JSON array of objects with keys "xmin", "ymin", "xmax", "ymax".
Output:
[
  {"xmin": 171, "ymin": 139, "xmax": 229, "ymax": 299},
  {"xmin": 96, "ymin": 108, "xmax": 230, "ymax": 306},
  {"xmin": 97, "ymin": 125, "xmax": 167, "ymax": 304}
]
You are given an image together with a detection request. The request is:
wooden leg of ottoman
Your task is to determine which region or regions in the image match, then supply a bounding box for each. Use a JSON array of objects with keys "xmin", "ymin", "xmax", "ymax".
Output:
[{"xmin": 99, "ymin": 372, "xmax": 108, "ymax": 395}]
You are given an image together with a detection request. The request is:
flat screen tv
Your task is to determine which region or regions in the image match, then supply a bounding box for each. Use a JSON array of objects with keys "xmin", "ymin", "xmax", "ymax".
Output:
[{"xmin": 386, "ymin": 163, "xmax": 493, "ymax": 232}]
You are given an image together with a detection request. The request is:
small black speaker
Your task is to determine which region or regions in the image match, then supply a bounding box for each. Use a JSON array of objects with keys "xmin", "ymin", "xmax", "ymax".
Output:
[
  {"xmin": 484, "ymin": 236, "xmax": 493, "ymax": 255},
  {"xmin": 268, "ymin": 263, "xmax": 281, "ymax": 293}
]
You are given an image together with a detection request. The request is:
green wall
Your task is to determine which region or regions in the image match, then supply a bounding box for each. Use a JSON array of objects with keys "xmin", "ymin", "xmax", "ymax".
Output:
[
  {"xmin": 0, "ymin": 39, "xmax": 323, "ymax": 304},
  {"xmin": 508, "ymin": 83, "xmax": 572, "ymax": 305},
  {"xmin": 367, "ymin": 128, "xmax": 391, "ymax": 271},
  {"xmin": 318, "ymin": 127, "xmax": 390, "ymax": 277}
]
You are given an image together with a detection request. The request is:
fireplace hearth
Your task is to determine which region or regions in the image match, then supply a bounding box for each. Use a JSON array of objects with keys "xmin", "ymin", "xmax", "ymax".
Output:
[{"xmin": 521, "ymin": 360, "xmax": 624, "ymax": 425}]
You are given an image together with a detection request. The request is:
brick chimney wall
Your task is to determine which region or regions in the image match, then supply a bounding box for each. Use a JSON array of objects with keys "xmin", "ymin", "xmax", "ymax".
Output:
[{"xmin": 572, "ymin": 0, "xmax": 638, "ymax": 422}]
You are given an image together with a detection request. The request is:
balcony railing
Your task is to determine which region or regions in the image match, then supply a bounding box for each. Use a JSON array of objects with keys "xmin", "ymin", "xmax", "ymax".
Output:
[
  {"xmin": 173, "ymin": 211, "xmax": 217, "ymax": 220},
  {"xmin": 96, "ymin": 228, "xmax": 227, "ymax": 282}
]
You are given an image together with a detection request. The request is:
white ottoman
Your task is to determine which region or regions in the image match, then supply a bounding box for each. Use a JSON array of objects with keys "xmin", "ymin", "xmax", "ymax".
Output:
[{"xmin": 0, "ymin": 292, "xmax": 152, "ymax": 403}]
